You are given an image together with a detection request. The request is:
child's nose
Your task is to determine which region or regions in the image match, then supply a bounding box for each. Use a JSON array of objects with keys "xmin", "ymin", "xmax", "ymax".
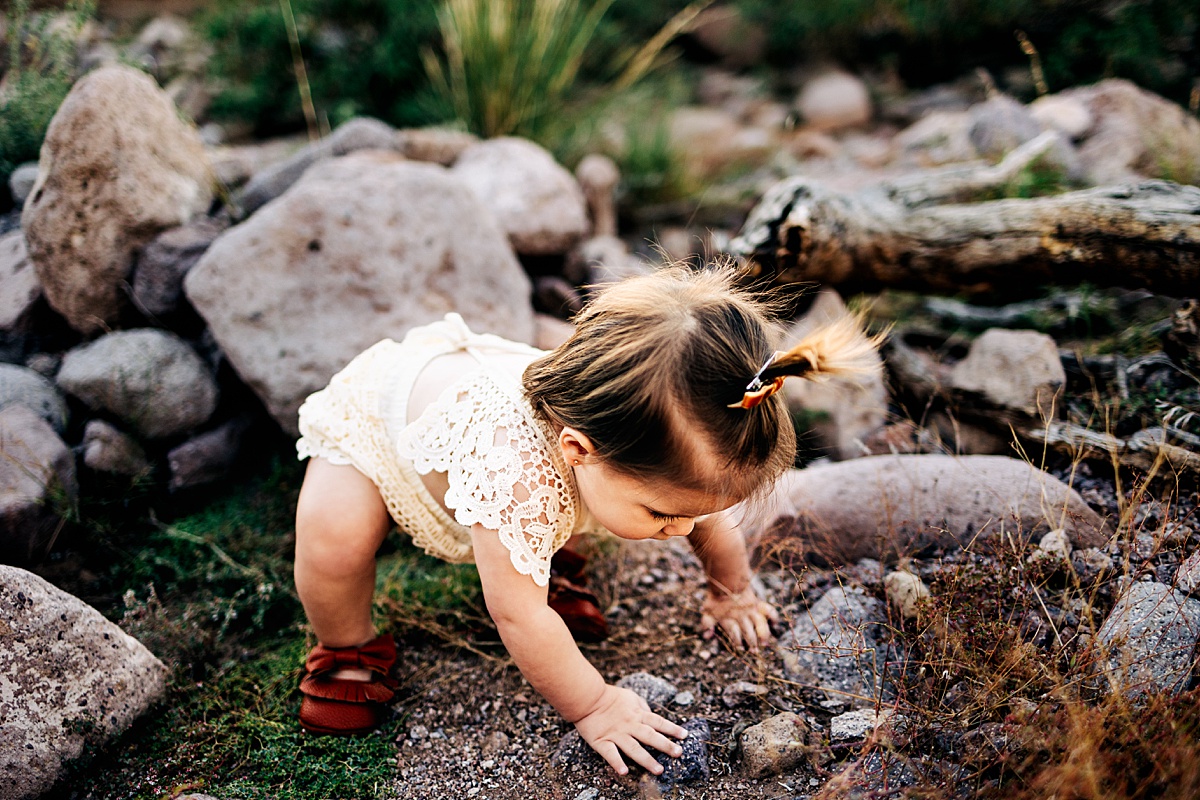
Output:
[{"xmin": 663, "ymin": 518, "xmax": 695, "ymax": 537}]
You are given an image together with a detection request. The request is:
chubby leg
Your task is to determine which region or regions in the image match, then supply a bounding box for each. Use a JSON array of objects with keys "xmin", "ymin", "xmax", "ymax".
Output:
[{"xmin": 294, "ymin": 457, "xmax": 392, "ymax": 649}]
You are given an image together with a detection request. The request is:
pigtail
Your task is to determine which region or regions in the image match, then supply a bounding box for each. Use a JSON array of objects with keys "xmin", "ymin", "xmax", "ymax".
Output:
[{"xmin": 729, "ymin": 312, "xmax": 887, "ymax": 409}]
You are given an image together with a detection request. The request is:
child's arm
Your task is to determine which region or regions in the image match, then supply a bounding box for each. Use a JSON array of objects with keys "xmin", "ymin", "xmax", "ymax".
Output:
[
  {"xmin": 470, "ymin": 523, "xmax": 688, "ymax": 776},
  {"xmin": 688, "ymin": 510, "xmax": 779, "ymax": 651}
]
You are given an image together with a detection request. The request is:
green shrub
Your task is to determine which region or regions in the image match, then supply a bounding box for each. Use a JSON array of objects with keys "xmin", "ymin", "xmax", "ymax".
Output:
[
  {"xmin": 201, "ymin": 0, "xmax": 444, "ymax": 137},
  {"xmin": 736, "ymin": 0, "xmax": 1200, "ymax": 105},
  {"xmin": 0, "ymin": 0, "xmax": 93, "ymax": 187}
]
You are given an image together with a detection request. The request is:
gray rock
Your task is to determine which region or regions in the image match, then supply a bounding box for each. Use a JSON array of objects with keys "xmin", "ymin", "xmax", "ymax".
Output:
[
  {"xmin": 755, "ymin": 455, "xmax": 1108, "ymax": 565},
  {"xmin": 739, "ymin": 712, "xmax": 813, "ymax": 777},
  {"xmin": 1038, "ymin": 528, "xmax": 1073, "ymax": 561},
  {"xmin": 829, "ymin": 708, "xmax": 902, "ymax": 742},
  {"xmin": 796, "ymin": 70, "xmax": 872, "ymax": 132},
  {"xmin": 57, "ymin": 329, "xmax": 219, "ymax": 439},
  {"xmin": 574, "ymin": 154, "xmax": 619, "ymax": 238},
  {"xmin": 131, "ymin": 217, "xmax": 227, "ymax": 317},
  {"xmin": 0, "ymin": 565, "xmax": 168, "ymax": 800},
  {"xmin": 777, "ymin": 585, "xmax": 891, "ymax": 707},
  {"xmin": 617, "ymin": 672, "xmax": 678, "ymax": 709},
  {"xmin": 834, "ymin": 750, "xmax": 921, "ymax": 798},
  {"xmin": 0, "ymin": 364, "xmax": 67, "ymax": 433},
  {"xmin": 8, "ymin": 162, "xmax": 40, "ymax": 206},
  {"xmin": 722, "ymin": 680, "xmax": 769, "ymax": 707},
  {"xmin": 778, "ymin": 288, "xmax": 887, "ymax": 459},
  {"xmin": 0, "ymin": 231, "xmax": 41, "ymax": 330},
  {"xmin": 234, "ymin": 116, "xmax": 399, "ymax": 216},
  {"xmin": 167, "ymin": 416, "xmax": 251, "ymax": 491},
  {"xmin": 1094, "ymin": 581, "xmax": 1200, "ymax": 700},
  {"xmin": 21, "ymin": 65, "xmax": 212, "ymax": 334},
  {"xmin": 949, "ymin": 328, "xmax": 1065, "ymax": 416},
  {"xmin": 451, "ymin": 137, "xmax": 589, "ymax": 256},
  {"xmin": 81, "ymin": 419, "xmax": 151, "ymax": 477},
  {"xmin": 654, "ymin": 718, "xmax": 710, "ymax": 787},
  {"xmin": 185, "ymin": 151, "xmax": 534, "ymax": 436},
  {"xmin": 968, "ymin": 94, "xmax": 1042, "ymax": 159},
  {"xmin": 0, "ymin": 406, "xmax": 77, "ymax": 565}
]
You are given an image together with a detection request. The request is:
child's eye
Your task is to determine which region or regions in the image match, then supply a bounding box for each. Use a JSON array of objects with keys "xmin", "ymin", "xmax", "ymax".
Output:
[{"xmin": 648, "ymin": 510, "xmax": 680, "ymax": 522}]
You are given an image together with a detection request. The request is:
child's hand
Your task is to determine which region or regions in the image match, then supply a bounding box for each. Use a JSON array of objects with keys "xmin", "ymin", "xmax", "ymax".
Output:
[
  {"xmin": 700, "ymin": 584, "xmax": 779, "ymax": 651},
  {"xmin": 573, "ymin": 684, "xmax": 689, "ymax": 776}
]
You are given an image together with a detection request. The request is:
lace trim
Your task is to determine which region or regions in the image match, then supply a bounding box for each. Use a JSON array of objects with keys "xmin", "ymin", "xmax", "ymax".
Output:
[{"xmin": 398, "ymin": 372, "xmax": 577, "ymax": 586}]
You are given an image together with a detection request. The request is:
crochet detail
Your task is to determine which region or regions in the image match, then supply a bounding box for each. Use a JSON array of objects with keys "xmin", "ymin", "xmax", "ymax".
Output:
[{"xmin": 398, "ymin": 373, "xmax": 577, "ymax": 587}]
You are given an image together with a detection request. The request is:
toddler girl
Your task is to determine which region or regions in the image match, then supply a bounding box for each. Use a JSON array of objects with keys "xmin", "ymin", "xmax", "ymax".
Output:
[{"xmin": 291, "ymin": 266, "xmax": 880, "ymax": 776}]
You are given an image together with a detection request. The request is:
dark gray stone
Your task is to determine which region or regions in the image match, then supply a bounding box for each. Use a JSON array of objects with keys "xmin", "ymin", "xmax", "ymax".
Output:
[
  {"xmin": 616, "ymin": 672, "xmax": 678, "ymax": 709},
  {"xmin": 0, "ymin": 363, "xmax": 67, "ymax": 433},
  {"xmin": 0, "ymin": 406, "xmax": 77, "ymax": 565},
  {"xmin": 167, "ymin": 416, "xmax": 251, "ymax": 491},
  {"xmin": 654, "ymin": 718, "xmax": 710, "ymax": 787},
  {"xmin": 131, "ymin": 217, "xmax": 226, "ymax": 317}
]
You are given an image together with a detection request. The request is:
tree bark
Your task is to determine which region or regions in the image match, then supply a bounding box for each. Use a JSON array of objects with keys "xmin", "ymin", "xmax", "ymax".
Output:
[{"xmin": 729, "ymin": 133, "xmax": 1200, "ymax": 300}]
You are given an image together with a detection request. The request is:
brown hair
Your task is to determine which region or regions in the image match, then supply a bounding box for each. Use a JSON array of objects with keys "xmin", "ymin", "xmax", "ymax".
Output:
[{"xmin": 523, "ymin": 266, "xmax": 798, "ymax": 501}]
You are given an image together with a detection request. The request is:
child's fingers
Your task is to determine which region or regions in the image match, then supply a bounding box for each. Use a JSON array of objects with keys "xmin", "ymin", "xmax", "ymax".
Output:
[
  {"xmin": 700, "ymin": 612, "xmax": 716, "ymax": 637},
  {"xmin": 753, "ymin": 611, "xmax": 773, "ymax": 645},
  {"xmin": 594, "ymin": 741, "xmax": 630, "ymax": 776},
  {"xmin": 742, "ymin": 619, "xmax": 760, "ymax": 651},
  {"xmin": 760, "ymin": 601, "xmax": 781, "ymax": 624},
  {"xmin": 647, "ymin": 712, "xmax": 689, "ymax": 741},
  {"xmin": 721, "ymin": 617, "xmax": 744, "ymax": 649},
  {"xmin": 618, "ymin": 737, "xmax": 667, "ymax": 775},
  {"xmin": 637, "ymin": 726, "xmax": 684, "ymax": 759}
]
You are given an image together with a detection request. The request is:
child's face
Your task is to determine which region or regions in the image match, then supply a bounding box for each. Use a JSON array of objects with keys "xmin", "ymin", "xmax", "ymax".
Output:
[{"xmin": 572, "ymin": 458, "xmax": 738, "ymax": 541}]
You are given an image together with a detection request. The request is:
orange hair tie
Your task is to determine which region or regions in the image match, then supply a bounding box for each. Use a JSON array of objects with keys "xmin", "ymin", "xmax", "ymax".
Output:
[{"xmin": 728, "ymin": 351, "xmax": 785, "ymax": 409}]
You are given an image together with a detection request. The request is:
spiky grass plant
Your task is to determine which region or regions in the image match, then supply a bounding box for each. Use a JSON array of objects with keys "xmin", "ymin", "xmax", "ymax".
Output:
[{"xmin": 423, "ymin": 0, "xmax": 709, "ymax": 143}]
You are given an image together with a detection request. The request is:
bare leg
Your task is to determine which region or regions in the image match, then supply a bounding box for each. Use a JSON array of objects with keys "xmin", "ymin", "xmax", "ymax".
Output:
[{"xmin": 294, "ymin": 457, "xmax": 392, "ymax": 653}]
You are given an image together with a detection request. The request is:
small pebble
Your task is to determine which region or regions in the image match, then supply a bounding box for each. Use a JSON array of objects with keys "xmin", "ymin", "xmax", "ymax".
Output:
[
  {"xmin": 883, "ymin": 570, "xmax": 930, "ymax": 619},
  {"xmin": 574, "ymin": 789, "xmax": 599, "ymax": 800},
  {"xmin": 409, "ymin": 724, "xmax": 429, "ymax": 740},
  {"xmin": 1037, "ymin": 529, "xmax": 1073, "ymax": 561},
  {"xmin": 673, "ymin": 691, "xmax": 695, "ymax": 707}
]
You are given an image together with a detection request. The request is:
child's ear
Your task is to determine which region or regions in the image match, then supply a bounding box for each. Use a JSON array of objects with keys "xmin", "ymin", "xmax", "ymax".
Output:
[{"xmin": 559, "ymin": 427, "xmax": 596, "ymax": 465}]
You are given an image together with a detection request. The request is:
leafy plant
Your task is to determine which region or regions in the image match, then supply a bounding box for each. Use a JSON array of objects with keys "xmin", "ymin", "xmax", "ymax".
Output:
[
  {"xmin": 201, "ymin": 0, "xmax": 444, "ymax": 137},
  {"xmin": 0, "ymin": 0, "xmax": 94, "ymax": 190}
]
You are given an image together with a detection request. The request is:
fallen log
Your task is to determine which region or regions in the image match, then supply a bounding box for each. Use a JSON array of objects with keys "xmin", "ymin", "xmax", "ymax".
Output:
[{"xmin": 729, "ymin": 133, "xmax": 1200, "ymax": 300}]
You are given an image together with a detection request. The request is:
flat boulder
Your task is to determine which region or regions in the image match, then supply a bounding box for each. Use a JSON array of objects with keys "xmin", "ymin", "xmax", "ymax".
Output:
[
  {"xmin": 753, "ymin": 454, "xmax": 1108, "ymax": 565},
  {"xmin": 0, "ymin": 406, "xmax": 77, "ymax": 565},
  {"xmin": 450, "ymin": 137, "xmax": 589, "ymax": 256},
  {"xmin": 56, "ymin": 329, "xmax": 218, "ymax": 439},
  {"xmin": 0, "ymin": 566, "xmax": 168, "ymax": 799},
  {"xmin": 1094, "ymin": 581, "xmax": 1200, "ymax": 700},
  {"xmin": 21, "ymin": 65, "xmax": 212, "ymax": 334},
  {"xmin": 185, "ymin": 151, "xmax": 534, "ymax": 435}
]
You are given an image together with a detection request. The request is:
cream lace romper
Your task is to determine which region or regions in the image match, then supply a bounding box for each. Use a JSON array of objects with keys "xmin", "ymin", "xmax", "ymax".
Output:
[{"xmin": 296, "ymin": 313, "xmax": 594, "ymax": 587}]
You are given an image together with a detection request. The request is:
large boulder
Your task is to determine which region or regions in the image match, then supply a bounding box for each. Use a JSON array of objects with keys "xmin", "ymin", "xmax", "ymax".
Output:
[
  {"xmin": 0, "ymin": 566, "xmax": 168, "ymax": 800},
  {"xmin": 185, "ymin": 151, "xmax": 535, "ymax": 435},
  {"xmin": 751, "ymin": 454, "xmax": 1109, "ymax": 565},
  {"xmin": 21, "ymin": 65, "xmax": 213, "ymax": 334},
  {"xmin": 1057, "ymin": 79, "xmax": 1200, "ymax": 185},
  {"xmin": 0, "ymin": 232, "xmax": 41, "ymax": 330},
  {"xmin": 56, "ymin": 329, "xmax": 219, "ymax": 439},
  {"xmin": 0, "ymin": 364, "xmax": 68, "ymax": 433},
  {"xmin": 0, "ymin": 406, "xmax": 77, "ymax": 565},
  {"xmin": 450, "ymin": 137, "xmax": 589, "ymax": 256}
]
